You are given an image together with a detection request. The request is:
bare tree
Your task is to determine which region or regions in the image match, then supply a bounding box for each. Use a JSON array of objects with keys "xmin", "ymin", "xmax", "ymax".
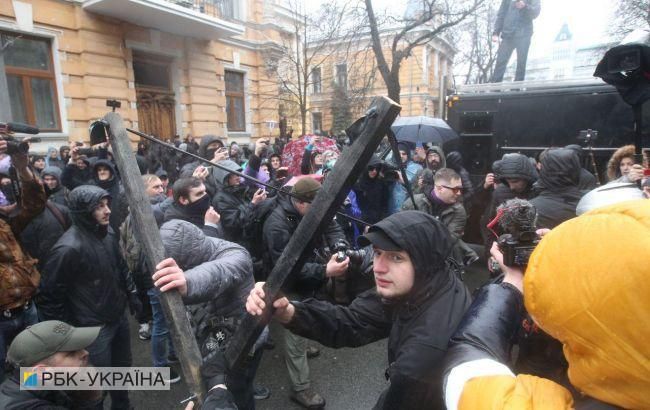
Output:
[
  {"xmin": 452, "ymin": 0, "xmax": 499, "ymax": 85},
  {"xmin": 611, "ymin": 0, "xmax": 650, "ymax": 38},
  {"xmin": 363, "ymin": 0, "xmax": 483, "ymax": 104},
  {"xmin": 262, "ymin": 1, "xmax": 360, "ymax": 136}
]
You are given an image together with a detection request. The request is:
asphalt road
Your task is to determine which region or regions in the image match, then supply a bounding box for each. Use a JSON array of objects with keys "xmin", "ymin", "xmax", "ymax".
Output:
[{"xmin": 121, "ymin": 260, "xmax": 490, "ymax": 410}]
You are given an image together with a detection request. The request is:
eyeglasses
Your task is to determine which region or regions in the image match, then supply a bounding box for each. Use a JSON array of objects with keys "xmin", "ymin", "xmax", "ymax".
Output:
[
  {"xmin": 438, "ymin": 185, "xmax": 464, "ymax": 194},
  {"xmin": 368, "ymin": 166, "xmax": 379, "ymax": 171}
]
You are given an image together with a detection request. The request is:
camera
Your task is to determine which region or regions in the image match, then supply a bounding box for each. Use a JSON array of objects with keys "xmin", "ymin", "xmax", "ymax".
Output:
[
  {"xmin": 497, "ymin": 231, "xmax": 539, "ymax": 267},
  {"xmin": 3, "ymin": 137, "xmax": 31, "ymax": 155},
  {"xmin": 577, "ymin": 129, "xmax": 598, "ymax": 144},
  {"xmin": 380, "ymin": 161, "xmax": 400, "ymax": 182},
  {"xmin": 334, "ymin": 240, "xmax": 370, "ymax": 269},
  {"xmin": 494, "ymin": 198, "xmax": 540, "ymax": 267}
]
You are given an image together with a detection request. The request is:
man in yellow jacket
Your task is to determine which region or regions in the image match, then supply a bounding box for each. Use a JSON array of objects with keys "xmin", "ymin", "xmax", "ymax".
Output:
[{"xmin": 443, "ymin": 199, "xmax": 649, "ymax": 410}]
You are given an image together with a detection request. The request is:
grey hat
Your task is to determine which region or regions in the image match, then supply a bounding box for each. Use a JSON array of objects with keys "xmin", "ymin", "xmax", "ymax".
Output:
[{"xmin": 7, "ymin": 321, "xmax": 100, "ymax": 366}]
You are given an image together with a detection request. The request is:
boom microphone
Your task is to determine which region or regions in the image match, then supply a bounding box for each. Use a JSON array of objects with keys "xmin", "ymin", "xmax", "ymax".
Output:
[{"xmin": 0, "ymin": 122, "xmax": 40, "ymax": 134}]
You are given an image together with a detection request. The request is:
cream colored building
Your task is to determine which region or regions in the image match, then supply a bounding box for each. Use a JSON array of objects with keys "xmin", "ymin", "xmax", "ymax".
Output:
[
  {"xmin": 0, "ymin": 0, "xmax": 298, "ymax": 150},
  {"xmin": 307, "ymin": 28, "xmax": 455, "ymax": 135}
]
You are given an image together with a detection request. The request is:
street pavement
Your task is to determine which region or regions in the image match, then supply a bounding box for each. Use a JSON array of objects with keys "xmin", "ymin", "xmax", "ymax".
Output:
[{"xmin": 124, "ymin": 260, "xmax": 490, "ymax": 410}]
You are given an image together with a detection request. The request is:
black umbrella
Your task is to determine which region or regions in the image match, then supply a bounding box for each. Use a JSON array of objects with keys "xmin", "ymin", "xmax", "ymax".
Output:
[{"xmin": 390, "ymin": 116, "xmax": 459, "ymax": 145}]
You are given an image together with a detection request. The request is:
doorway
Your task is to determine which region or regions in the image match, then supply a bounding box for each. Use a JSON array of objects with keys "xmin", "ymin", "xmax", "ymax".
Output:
[{"xmin": 133, "ymin": 51, "xmax": 176, "ymax": 141}]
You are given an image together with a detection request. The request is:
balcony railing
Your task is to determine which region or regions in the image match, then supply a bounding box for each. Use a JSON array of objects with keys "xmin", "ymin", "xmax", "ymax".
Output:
[{"xmin": 167, "ymin": 0, "xmax": 235, "ymax": 20}]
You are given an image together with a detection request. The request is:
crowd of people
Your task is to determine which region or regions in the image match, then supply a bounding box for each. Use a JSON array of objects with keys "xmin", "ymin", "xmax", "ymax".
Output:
[{"xmin": 0, "ymin": 128, "xmax": 648, "ymax": 410}]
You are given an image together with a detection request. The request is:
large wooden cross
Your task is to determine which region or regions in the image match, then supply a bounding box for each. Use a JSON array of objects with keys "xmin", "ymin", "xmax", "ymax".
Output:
[
  {"xmin": 225, "ymin": 96, "xmax": 401, "ymax": 367},
  {"xmin": 104, "ymin": 112, "xmax": 206, "ymax": 402}
]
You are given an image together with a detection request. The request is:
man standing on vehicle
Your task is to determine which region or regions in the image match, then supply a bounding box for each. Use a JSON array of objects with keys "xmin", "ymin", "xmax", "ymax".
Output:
[{"xmin": 491, "ymin": 0, "xmax": 541, "ymax": 82}]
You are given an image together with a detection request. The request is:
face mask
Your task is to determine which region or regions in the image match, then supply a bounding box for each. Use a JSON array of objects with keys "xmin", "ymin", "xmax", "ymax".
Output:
[
  {"xmin": 185, "ymin": 193, "xmax": 211, "ymax": 217},
  {"xmin": 205, "ymin": 148, "xmax": 217, "ymax": 160}
]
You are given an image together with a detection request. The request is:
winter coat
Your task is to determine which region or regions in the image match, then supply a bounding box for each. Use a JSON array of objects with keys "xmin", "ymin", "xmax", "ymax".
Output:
[
  {"xmin": 92, "ymin": 159, "xmax": 128, "ymax": 233},
  {"xmin": 41, "ymin": 166, "xmax": 69, "ymax": 206},
  {"xmin": 0, "ymin": 178, "xmax": 46, "ymax": 311},
  {"xmin": 285, "ymin": 211, "xmax": 471, "ymax": 410},
  {"xmin": 606, "ymin": 144, "xmax": 635, "ymax": 182},
  {"xmin": 388, "ymin": 161, "xmax": 422, "ymax": 214},
  {"xmin": 263, "ymin": 195, "xmax": 346, "ymax": 296},
  {"xmin": 119, "ymin": 194, "xmax": 168, "ymax": 291},
  {"xmin": 354, "ymin": 156, "xmax": 390, "ymax": 224},
  {"xmin": 530, "ymin": 148, "xmax": 583, "ymax": 229},
  {"xmin": 45, "ymin": 146, "xmax": 66, "ymax": 170},
  {"xmin": 61, "ymin": 159, "xmax": 92, "ymax": 191},
  {"xmin": 159, "ymin": 219, "xmax": 253, "ymax": 318},
  {"xmin": 413, "ymin": 146, "xmax": 447, "ymax": 194},
  {"xmin": 480, "ymin": 153, "xmax": 538, "ymax": 249},
  {"xmin": 179, "ymin": 135, "xmax": 225, "ymax": 197},
  {"xmin": 212, "ymin": 160, "xmax": 256, "ymax": 245},
  {"xmin": 20, "ymin": 201, "xmax": 71, "ymax": 271},
  {"xmin": 402, "ymin": 192, "xmax": 477, "ymax": 265},
  {"xmin": 494, "ymin": 0, "xmax": 541, "ymax": 39},
  {"xmin": 38, "ymin": 185, "xmax": 133, "ymax": 326},
  {"xmin": 0, "ymin": 372, "xmax": 77, "ymax": 409}
]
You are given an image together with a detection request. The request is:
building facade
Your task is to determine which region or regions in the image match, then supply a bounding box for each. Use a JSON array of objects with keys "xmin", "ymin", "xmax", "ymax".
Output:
[
  {"xmin": 0, "ymin": 0, "xmax": 297, "ymax": 151},
  {"xmin": 306, "ymin": 29, "xmax": 455, "ymax": 135}
]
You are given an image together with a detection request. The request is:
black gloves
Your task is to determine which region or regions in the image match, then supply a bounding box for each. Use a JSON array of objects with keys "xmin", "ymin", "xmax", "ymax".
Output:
[{"xmin": 128, "ymin": 291, "xmax": 143, "ymax": 317}]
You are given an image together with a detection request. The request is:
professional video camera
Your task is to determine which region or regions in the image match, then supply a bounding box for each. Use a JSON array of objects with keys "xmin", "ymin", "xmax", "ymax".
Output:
[
  {"xmin": 489, "ymin": 198, "xmax": 540, "ymax": 267},
  {"xmin": 0, "ymin": 122, "xmax": 40, "ymax": 155}
]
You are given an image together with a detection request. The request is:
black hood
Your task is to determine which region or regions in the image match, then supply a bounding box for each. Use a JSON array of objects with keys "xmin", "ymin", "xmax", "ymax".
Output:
[
  {"xmin": 366, "ymin": 211, "xmax": 452, "ymax": 277},
  {"xmin": 537, "ymin": 148, "xmax": 581, "ymax": 190},
  {"xmin": 92, "ymin": 159, "xmax": 118, "ymax": 189},
  {"xmin": 367, "ymin": 155, "xmax": 383, "ymax": 168},
  {"xmin": 493, "ymin": 153, "xmax": 538, "ymax": 184},
  {"xmin": 445, "ymin": 151, "xmax": 464, "ymax": 171},
  {"xmin": 198, "ymin": 135, "xmax": 224, "ymax": 158},
  {"xmin": 361, "ymin": 211, "xmax": 455, "ymax": 307},
  {"xmin": 68, "ymin": 185, "xmax": 111, "ymax": 237}
]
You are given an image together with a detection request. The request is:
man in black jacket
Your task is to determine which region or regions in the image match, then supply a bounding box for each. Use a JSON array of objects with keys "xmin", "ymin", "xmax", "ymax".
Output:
[
  {"xmin": 249, "ymin": 211, "xmax": 471, "ymax": 410},
  {"xmin": 530, "ymin": 148, "xmax": 583, "ymax": 229},
  {"xmin": 38, "ymin": 185, "xmax": 140, "ymax": 409},
  {"xmin": 164, "ymin": 177, "xmax": 223, "ymax": 238},
  {"xmin": 92, "ymin": 159, "xmax": 127, "ymax": 233},
  {"xmin": 491, "ymin": 0, "xmax": 541, "ymax": 82},
  {"xmin": 212, "ymin": 160, "xmax": 266, "ymax": 245},
  {"xmin": 262, "ymin": 177, "xmax": 349, "ymax": 408}
]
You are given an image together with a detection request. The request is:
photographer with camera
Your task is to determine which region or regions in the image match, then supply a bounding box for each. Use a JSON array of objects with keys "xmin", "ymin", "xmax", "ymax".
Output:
[
  {"xmin": 486, "ymin": 198, "xmax": 569, "ymax": 387},
  {"xmin": 0, "ymin": 136, "xmax": 46, "ymax": 381},
  {"xmin": 443, "ymin": 199, "xmax": 648, "ymax": 409}
]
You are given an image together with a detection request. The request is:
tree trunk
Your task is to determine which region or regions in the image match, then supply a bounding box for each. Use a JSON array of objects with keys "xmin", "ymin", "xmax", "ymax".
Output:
[{"xmin": 386, "ymin": 74, "xmax": 401, "ymax": 104}]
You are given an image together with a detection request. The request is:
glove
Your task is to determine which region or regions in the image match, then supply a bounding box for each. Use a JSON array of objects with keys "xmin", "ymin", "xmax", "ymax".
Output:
[
  {"xmin": 128, "ymin": 292, "xmax": 143, "ymax": 317},
  {"xmin": 201, "ymin": 349, "xmax": 227, "ymax": 389}
]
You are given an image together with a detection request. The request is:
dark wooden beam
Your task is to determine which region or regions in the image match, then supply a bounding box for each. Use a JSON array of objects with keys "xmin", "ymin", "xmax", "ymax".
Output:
[
  {"xmin": 103, "ymin": 112, "xmax": 206, "ymax": 403},
  {"xmin": 225, "ymin": 96, "xmax": 401, "ymax": 368}
]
